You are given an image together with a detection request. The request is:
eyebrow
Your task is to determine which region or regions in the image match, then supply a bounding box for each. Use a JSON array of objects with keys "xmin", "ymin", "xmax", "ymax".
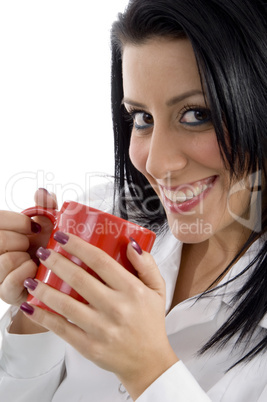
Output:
[{"xmin": 122, "ymin": 89, "xmax": 203, "ymax": 108}]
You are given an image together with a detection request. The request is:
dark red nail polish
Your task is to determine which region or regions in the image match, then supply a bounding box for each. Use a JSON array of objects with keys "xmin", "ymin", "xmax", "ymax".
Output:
[
  {"xmin": 24, "ymin": 278, "xmax": 38, "ymax": 291},
  {"xmin": 36, "ymin": 247, "xmax": 51, "ymax": 261},
  {"xmin": 129, "ymin": 237, "xmax": 142, "ymax": 255},
  {"xmin": 20, "ymin": 302, "xmax": 34, "ymax": 315},
  {"xmin": 54, "ymin": 231, "xmax": 69, "ymax": 245},
  {"xmin": 31, "ymin": 221, "xmax": 42, "ymax": 234}
]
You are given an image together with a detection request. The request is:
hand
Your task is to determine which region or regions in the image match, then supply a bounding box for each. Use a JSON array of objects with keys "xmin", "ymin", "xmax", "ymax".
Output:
[
  {"xmin": 22, "ymin": 233, "xmax": 178, "ymax": 399},
  {"xmin": 0, "ymin": 188, "xmax": 57, "ymax": 306}
]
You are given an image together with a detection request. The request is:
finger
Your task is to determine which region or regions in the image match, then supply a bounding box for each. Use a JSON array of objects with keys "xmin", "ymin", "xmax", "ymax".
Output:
[
  {"xmin": 0, "ymin": 258, "xmax": 38, "ymax": 305},
  {"xmin": 34, "ymin": 188, "xmax": 58, "ymax": 209},
  {"xmin": 36, "ymin": 248, "xmax": 114, "ymax": 309},
  {"xmin": 24, "ymin": 279, "xmax": 98, "ymax": 332},
  {"xmin": 0, "ymin": 251, "xmax": 31, "ymax": 283},
  {"xmin": 0, "ymin": 230, "xmax": 30, "ymax": 254},
  {"xmin": 0, "ymin": 211, "xmax": 38, "ymax": 235},
  {"xmin": 127, "ymin": 239, "xmax": 166, "ymax": 297},
  {"xmin": 52, "ymin": 232, "xmax": 140, "ymax": 290},
  {"xmin": 20, "ymin": 303, "xmax": 87, "ymax": 346}
]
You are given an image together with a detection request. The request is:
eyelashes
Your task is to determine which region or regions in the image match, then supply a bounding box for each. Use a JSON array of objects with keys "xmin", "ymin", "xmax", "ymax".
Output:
[
  {"xmin": 179, "ymin": 105, "xmax": 212, "ymax": 126},
  {"xmin": 123, "ymin": 107, "xmax": 153, "ymax": 131},
  {"xmin": 123, "ymin": 104, "xmax": 213, "ymax": 131}
]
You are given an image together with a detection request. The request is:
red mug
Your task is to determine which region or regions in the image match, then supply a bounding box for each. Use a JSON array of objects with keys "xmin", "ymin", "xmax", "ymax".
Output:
[{"xmin": 23, "ymin": 201, "xmax": 156, "ymax": 311}]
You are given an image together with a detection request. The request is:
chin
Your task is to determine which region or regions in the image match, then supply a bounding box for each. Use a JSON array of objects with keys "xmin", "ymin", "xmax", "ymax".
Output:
[{"xmin": 167, "ymin": 215, "xmax": 214, "ymax": 244}]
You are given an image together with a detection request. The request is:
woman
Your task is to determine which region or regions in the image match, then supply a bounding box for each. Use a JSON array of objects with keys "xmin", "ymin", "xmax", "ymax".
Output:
[{"xmin": 0, "ymin": 0, "xmax": 266, "ymax": 400}]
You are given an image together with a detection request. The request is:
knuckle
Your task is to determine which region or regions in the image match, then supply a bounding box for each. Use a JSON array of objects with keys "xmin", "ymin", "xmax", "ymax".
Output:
[
  {"xmin": 0, "ymin": 252, "xmax": 14, "ymax": 271},
  {"xmin": 38, "ymin": 311, "xmax": 66, "ymax": 337},
  {"xmin": 90, "ymin": 249, "xmax": 111, "ymax": 271},
  {"xmin": 160, "ymin": 275, "xmax": 166, "ymax": 288},
  {"xmin": 126, "ymin": 279, "xmax": 146, "ymax": 299},
  {"xmin": 88, "ymin": 341, "xmax": 105, "ymax": 364},
  {"xmin": 51, "ymin": 318, "xmax": 68, "ymax": 338},
  {"xmin": 57, "ymin": 296, "xmax": 76, "ymax": 318},
  {"xmin": 134, "ymin": 282, "xmax": 146, "ymax": 298},
  {"xmin": 0, "ymin": 277, "xmax": 25, "ymax": 305},
  {"xmin": 111, "ymin": 302, "xmax": 130, "ymax": 323},
  {"xmin": 0, "ymin": 233, "xmax": 8, "ymax": 254},
  {"xmin": 48, "ymin": 253, "xmax": 58, "ymax": 270},
  {"xmin": 0, "ymin": 211, "xmax": 30, "ymax": 233},
  {"xmin": 68, "ymin": 267, "xmax": 85, "ymax": 290},
  {"xmin": 0, "ymin": 252, "xmax": 29, "ymax": 271},
  {"xmin": 131, "ymin": 284, "xmax": 148, "ymax": 307},
  {"xmin": 144, "ymin": 253, "xmax": 157, "ymax": 269},
  {"xmin": 4, "ymin": 271, "xmax": 22, "ymax": 292},
  {"xmin": 0, "ymin": 254, "xmax": 14, "ymax": 283}
]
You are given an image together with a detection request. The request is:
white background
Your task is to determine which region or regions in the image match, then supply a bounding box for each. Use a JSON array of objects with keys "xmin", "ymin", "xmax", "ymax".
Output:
[{"xmin": 0, "ymin": 0, "xmax": 128, "ymax": 317}]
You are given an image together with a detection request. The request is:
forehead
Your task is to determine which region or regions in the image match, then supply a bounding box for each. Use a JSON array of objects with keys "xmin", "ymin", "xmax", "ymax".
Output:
[{"xmin": 122, "ymin": 38, "xmax": 202, "ymax": 101}]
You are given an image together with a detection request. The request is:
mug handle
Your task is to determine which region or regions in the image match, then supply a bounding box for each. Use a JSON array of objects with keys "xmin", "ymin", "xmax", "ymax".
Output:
[{"xmin": 22, "ymin": 206, "xmax": 58, "ymax": 225}]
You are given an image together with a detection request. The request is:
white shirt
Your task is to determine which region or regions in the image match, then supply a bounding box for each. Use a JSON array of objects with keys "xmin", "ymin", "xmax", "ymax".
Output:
[
  {"xmin": 0, "ymin": 232, "xmax": 266, "ymax": 401},
  {"xmin": 0, "ymin": 186, "xmax": 266, "ymax": 401}
]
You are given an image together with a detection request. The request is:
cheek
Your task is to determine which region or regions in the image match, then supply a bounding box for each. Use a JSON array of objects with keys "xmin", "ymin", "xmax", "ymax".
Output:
[
  {"xmin": 129, "ymin": 131, "xmax": 225, "ymax": 179},
  {"xmin": 129, "ymin": 137, "xmax": 148, "ymax": 175},
  {"xmin": 188, "ymin": 133, "xmax": 224, "ymax": 169}
]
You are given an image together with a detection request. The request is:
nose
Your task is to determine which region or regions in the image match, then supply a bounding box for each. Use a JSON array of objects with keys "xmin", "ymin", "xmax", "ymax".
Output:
[{"xmin": 146, "ymin": 124, "xmax": 188, "ymax": 180}]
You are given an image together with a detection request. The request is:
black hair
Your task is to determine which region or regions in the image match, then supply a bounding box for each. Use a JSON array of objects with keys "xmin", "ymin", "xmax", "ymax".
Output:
[{"xmin": 111, "ymin": 0, "xmax": 267, "ymax": 367}]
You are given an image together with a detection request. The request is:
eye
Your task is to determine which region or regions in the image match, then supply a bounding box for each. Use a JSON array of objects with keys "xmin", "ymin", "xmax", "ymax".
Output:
[
  {"xmin": 180, "ymin": 107, "xmax": 211, "ymax": 127},
  {"xmin": 125, "ymin": 108, "xmax": 154, "ymax": 130},
  {"xmin": 134, "ymin": 112, "xmax": 153, "ymax": 129}
]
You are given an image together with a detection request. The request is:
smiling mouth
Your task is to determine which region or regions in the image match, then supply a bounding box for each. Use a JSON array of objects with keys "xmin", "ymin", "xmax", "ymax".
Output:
[{"xmin": 160, "ymin": 176, "xmax": 217, "ymax": 204}]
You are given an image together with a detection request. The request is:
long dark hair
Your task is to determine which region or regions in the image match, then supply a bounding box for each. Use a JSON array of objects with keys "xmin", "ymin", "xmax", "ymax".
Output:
[{"xmin": 111, "ymin": 0, "xmax": 267, "ymax": 366}]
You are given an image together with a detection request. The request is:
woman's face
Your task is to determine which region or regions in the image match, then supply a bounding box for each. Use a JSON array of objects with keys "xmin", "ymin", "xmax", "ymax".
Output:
[{"xmin": 122, "ymin": 38, "xmax": 252, "ymax": 243}]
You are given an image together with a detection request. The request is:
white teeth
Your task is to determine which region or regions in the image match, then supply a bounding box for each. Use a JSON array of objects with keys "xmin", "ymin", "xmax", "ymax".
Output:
[
  {"xmin": 193, "ymin": 186, "xmax": 202, "ymax": 196},
  {"xmin": 176, "ymin": 191, "xmax": 187, "ymax": 202},
  {"xmin": 165, "ymin": 190, "xmax": 173, "ymax": 200},
  {"xmin": 185, "ymin": 190, "xmax": 194, "ymax": 199},
  {"xmin": 163, "ymin": 181, "xmax": 210, "ymax": 204}
]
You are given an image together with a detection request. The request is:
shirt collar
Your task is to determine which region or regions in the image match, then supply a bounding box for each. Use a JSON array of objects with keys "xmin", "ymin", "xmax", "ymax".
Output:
[{"xmin": 151, "ymin": 230, "xmax": 182, "ymax": 313}]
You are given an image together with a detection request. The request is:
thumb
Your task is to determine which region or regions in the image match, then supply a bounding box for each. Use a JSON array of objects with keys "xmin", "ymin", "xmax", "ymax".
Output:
[
  {"xmin": 127, "ymin": 238, "xmax": 165, "ymax": 297},
  {"xmin": 34, "ymin": 188, "xmax": 58, "ymax": 209}
]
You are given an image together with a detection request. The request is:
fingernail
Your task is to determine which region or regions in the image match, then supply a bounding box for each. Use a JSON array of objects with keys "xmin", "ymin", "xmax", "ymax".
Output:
[
  {"xmin": 129, "ymin": 237, "xmax": 142, "ymax": 255},
  {"xmin": 54, "ymin": 231, "xmax": 69, "ymax": 245},
  {"xmin": 31, "ymin": 221, "xmax": 42, "ymax": 234},
  {"xmin": 24, "ymin": 278, "xmax": 38, "ymax": 291},
  {"xmin": 38, "ymin": 188, "xmax": 50, "ymax": 194},
  {"xmin": 36, "ymin": 247, "xmax": 51, "ymax": 261},
  {"xmin": 20, "ymin": 302, "xmax": 34, "ymax": 315}
]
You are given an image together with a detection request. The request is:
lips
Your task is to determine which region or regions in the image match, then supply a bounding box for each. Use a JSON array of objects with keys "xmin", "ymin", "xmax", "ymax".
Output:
[{"xmin": 159, "ymin": 176, "xmax": 217, "ymax": 213}]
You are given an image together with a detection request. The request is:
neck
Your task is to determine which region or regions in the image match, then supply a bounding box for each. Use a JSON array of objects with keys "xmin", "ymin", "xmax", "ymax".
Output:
[{"xmin": 170, "ymin": 225, "xmax": 252, "ymax": 307}]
